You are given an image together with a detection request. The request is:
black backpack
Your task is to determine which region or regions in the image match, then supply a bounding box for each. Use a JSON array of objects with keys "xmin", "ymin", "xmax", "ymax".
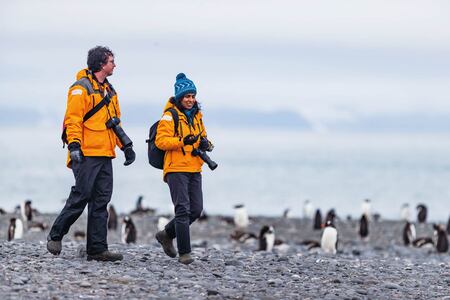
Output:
[{"xmin": 146, "ymin": 108, "xmax": 179, "ymax": 169}]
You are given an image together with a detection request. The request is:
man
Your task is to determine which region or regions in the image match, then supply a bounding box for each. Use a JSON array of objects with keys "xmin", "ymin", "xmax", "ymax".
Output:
[{"xmin": 47, "ymin": 46, "xmax": 135, "ymax": 261}]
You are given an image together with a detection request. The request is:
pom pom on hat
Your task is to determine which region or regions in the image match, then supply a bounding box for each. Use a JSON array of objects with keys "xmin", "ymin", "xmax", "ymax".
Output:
[{"xmin": 176, "ymin": 73, "xmax": 186, "ymax": 80}]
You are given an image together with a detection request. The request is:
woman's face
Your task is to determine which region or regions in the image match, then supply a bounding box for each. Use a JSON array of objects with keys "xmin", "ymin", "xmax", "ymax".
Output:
[{"xmin": 180, "ymin": 93, "xmax": 196, "ymax": 110}]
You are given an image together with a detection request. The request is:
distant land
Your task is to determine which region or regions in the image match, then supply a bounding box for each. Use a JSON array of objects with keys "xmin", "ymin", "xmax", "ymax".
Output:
[{"xmin": 2, "ymin": 105, "xmax": 450, "ymax": 133}]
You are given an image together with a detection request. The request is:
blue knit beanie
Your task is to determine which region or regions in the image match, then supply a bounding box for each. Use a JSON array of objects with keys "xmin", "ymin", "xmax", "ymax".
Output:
[{"xmin": 174, "ymin": 73, "xmax": 197, "ymax": 101}]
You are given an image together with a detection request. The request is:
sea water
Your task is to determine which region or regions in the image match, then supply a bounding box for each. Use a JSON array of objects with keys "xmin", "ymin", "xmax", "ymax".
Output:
[{"xmin": 1, "ymin": 126, "xmax": 450, "ymax": 221}]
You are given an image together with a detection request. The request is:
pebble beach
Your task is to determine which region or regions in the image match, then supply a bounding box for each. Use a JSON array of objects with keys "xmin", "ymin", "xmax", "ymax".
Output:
[{"xmin": 1, "ymin": 213, "xmax": 450, "ymax": 299}]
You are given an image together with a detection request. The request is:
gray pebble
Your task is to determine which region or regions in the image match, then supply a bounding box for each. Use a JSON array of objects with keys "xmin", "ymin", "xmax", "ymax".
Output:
[
  {"xmin": 384, "ymin": 283, "xmax": 401, "ymax": 290},
  {"xmin": 79, "ymin": 281, "xmax": 92, "ymax": 288},
  {"xmin": 267, "ymin": 278, "xmax": 283, "ymax": 286},
  {"xmin": 291, "ymin": 274, "xmax": 301, "ymax": 281},
  {"xmin": 225, "ymin": 260, "xmax": 243, "ymax": 267},
  {"xmin": 356, "ymin": 289, "xmax": 368, "ymax": 295},
  {"xmin": 11, "ymin": 278, "xmax": 24, "ymax": 285}
]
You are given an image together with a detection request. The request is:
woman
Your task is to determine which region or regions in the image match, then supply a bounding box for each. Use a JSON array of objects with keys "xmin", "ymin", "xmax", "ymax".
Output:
[{"xmin": 155, "ymin": 73, "xmax": 214, "ymax": 264}]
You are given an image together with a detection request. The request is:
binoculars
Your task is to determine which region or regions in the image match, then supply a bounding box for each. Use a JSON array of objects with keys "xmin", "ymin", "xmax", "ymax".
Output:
[
  {"xmin": 106, "ymin": 117, "xmax": 132, "ymax": 147},
  {"xmin": 192, "ymin": 148, "xmax": 218, "ymax": 170}
]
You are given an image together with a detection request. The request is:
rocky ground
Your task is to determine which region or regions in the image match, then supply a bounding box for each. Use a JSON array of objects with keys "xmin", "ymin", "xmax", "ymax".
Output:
[{"xmin": 1, "ymin": 213, "xmax": 450, "ymax": 299}]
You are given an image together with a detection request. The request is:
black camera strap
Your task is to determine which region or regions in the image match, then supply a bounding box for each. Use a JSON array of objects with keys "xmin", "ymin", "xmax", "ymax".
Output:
[{"xmin": 83, "ymin": 93, "xmax": 111, "ymax": 122}]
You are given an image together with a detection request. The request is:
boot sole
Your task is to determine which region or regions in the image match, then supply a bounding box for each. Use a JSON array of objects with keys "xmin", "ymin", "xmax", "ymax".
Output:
[
  {"xmin": 47, "ymin": 243, "xmax": 62, "ymax": 255},
  {"xmin": 87, "ymin": 256, "xmax": 123, "ymax": 262},
  {"xmin": 179, "ymin": 258, "xmax": 194, "ymax": 265},
  {"xmin": 47, "ymin": 250, "xmax": 61, "ymax": 255}
]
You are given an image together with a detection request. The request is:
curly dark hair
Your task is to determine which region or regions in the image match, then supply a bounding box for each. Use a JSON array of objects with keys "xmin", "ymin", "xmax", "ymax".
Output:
[
  {"xmin": 171, "ymin": 96, "xmax": 202, "ymax": 112},
  {"xmin": 87, "ymin": 46, "xmax": 114, "ymax": 72}
]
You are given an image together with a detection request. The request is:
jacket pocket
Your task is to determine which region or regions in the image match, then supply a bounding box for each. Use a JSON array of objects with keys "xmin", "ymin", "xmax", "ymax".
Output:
[
  {"xmin": 168, "ymin": 149, "xmax": 191, "ymax": 169},
  {"xmin": 83, "ymin": 127, "xmax": 109, "ymax": 151}
]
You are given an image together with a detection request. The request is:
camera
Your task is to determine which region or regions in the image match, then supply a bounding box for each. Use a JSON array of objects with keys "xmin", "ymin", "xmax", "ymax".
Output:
[
  {"xmin": 199, "ymin": 137, "xmax": 214, "ymax": 152},
  {"xmin": 192, "ymin": 148, "xmax": 218, "ymax": 170},
  {"xmin": 105, "ymin": 117, "xmax": 132, "ymax": 147}
]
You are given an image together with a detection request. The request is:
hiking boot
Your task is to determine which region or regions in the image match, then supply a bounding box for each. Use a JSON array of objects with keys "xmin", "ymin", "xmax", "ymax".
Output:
[
  {"xmin": 47, "ymin": 240, "xmax": 62, "ymax": 255},
  {"xmin": 156, "ymin": 230, "xmax": 177, "ymax": 258},
  {"xmin": 87, "ymin": 250, "xmax": 123, "ymax": 262},
  {"xmin": 178, "ymin": 253, "xmax": 194, "ymax": 265}
]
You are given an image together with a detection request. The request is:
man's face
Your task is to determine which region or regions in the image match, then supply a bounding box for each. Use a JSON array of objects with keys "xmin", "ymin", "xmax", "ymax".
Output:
[
  {"xmin": 102, "ymin": 55, "xmax": 116, "ymax": 76},
  {"xmin": 180, "ymin": 93, "xmax": 196, "ymax": 110}
]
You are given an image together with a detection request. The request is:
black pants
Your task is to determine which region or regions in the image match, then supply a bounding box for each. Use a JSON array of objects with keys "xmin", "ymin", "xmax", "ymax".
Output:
[
  {"xmin": 48, "ymin": 157, "xmax": 113, "ymax": 255},
  {"xmin": 165, "ymin": 172, "xmax": 203, "ymax": 255}
]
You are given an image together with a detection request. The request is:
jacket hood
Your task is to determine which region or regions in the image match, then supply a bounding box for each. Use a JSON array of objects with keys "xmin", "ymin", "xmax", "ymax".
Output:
[
  {"xmin": 76, "ymin": 68, "xmax": 91, "ymax": 81},
  {"xmin": 162, "ymin": 97, "xmax": 202, "ymax": 119},
  {"xmin": 163, "ymin": 97, "xmax": 176, "ymax": 112}
]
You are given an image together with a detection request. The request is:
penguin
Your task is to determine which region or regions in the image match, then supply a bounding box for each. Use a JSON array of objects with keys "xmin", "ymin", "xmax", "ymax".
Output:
[
  {"xmin": 447, "ymin": 216, "xmax": 450, "ymax": 235},
  {"xmin": 412, "ymin": 237, "xmax": 434, "ymax": 248},
  {"xmin": 219, "ymin": 215, "xmax": 234, "ymax": 226},
  {"xmin": 283, "ymin": 208, "xmax": 292, "ymax": 219},
  {"xmin": 198, "ymin": 211, "xmax": 209, "ymax": 222},
  {"xmin": 130, "ymin": 195, "xmax": 156, "ymax": 215},
  {"xmin": 14, "ymin": 205, "xmax": 21, "ymax": 215},
  {"xmin": 403, "ymin": 221, "xmax": 416, "ymax": 246},
  {"xmin": 8, "ymin": 218, "xmax": 23, "ymax": 241},
  {"xmin": 433, "ymin": 224, "xmax": 449, "ymax": 253},
  {"xmin": 134, "ymin": 195, "xmax": 145, "ymax": 212},
  {"xmin": 8, "ymin": 218, "xmax": 17, "ymax": 241},
  {"xmin": 321, "ymin": 220, "xmax": 338, "ymax": 254},
  {"xmin": 230, "ymin": 230, "xmax": 257, "ymax": 243},
  {"xmin": 301, "ymin": 240, "xmax": 321, "ymax": 250},
  {"xmin": 21, "ymin": 200, "xmax": 33, "ymax": 223},
  {"xmin": 359, "ymin": 214, "xmax": 369, "ymax": 241},
  {"xmin": 28, "ymin": 221, "xmax": 48, "ymax": 232},
  {"xmin": 303, "ymin": 200, "xmax": 314, "ymax": 219},
  {"xmin": 361, "ymin": 199, "xmax": 371, "ymax": 219},
  {"xmin": 233, "ymin": 204, "xmax": 249, "ymax": 229},
  {"xmin": 325, "ymin": 209, "xmax": 337, "ymax": 224},
  {"xmin": 372, "ymin": 213, "xmax": 381, "ymax": 222},
  {"xmin": 400, "ymin": 203, "xmax": 411, "ymax": 221},
  {"xmin": 107, "ymin": 205, "xmax": 118, "ymax": 230},
  {"xmin": 121, "ymin": 216, "xmax": 137, "ymax": 244},
  {"xmin": 416, "ymin": 204, "xmax": 427, "ymax": 224},
  {"xmin": 73, "ymin": 230, "xmax": 86, "ymax": 241},
  {"xmin": 313, "ymin": 209, "xmax": 322, "ymax": 230},
  {"xmin": 157, "ymin": 216, "xmax": 170, "ymax": 232},
  {"xmin": 258, "ymin": 225, "xmax": 275, "ymax": 252}
]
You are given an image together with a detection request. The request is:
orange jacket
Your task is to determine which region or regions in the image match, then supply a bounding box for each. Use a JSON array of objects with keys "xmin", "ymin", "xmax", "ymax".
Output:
[
  {"xmin": 64, "ymin": 69, "xmax": 123, "ymax": 167},
  {"xmin": 155, "ymin": 98, "xmax": 207, "ymax": 179}
]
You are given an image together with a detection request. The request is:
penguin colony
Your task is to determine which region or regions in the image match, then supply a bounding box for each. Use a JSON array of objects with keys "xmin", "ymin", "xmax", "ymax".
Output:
[{"xmin": 3, "ymin": 197, "xmax": 450, "ymax": 256}]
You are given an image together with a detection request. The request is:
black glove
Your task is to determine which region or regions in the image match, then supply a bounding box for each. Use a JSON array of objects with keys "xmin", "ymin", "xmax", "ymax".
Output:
[
  {"xmin": 199, "ymin": 137, "xmax": 214, "ymax": 152},
  {"xmin": 68, "ymin": 142, "xmax": 83, "ymax": 163},
  {"xmin": 123, "ymin": 144, "xmax": 136, "ymax": 166},
  {"xmin": 183, "ymin": 134, "xmax": 200, "ymax": 146}
]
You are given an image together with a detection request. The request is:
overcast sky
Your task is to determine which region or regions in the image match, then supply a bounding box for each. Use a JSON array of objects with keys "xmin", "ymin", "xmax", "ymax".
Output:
[{"xmin": 1, "ymin": 0, "xmax": 450, "ymax": 126}]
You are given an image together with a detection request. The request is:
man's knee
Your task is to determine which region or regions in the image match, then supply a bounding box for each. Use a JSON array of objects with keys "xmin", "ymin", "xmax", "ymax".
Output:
[
  {"xmin": 174, "ymin": 204, "xmax": 190, "ymax": 218},
  {"xmin": 190, "ymin": 208, "xmax": 203, "ymax": 221}
]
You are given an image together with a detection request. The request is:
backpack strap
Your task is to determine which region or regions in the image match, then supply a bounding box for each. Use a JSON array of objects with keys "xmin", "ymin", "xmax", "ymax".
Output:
[
  {"xmin": 62, "ymin": 77, "xmax": 112, "ymax": 147},
  {"xmin": 71, "ymin": 75, "xmax": 112, "ymax": 123},
  {"xmin": 83, "ymin": 93, "xmax": 111, "ymax": 122},
  {"xmin": 165, "ymin": 108, "xmax": 179, "ymax": 136},
  {"xmin": 70, "ymin": 77, "xmax": 95, "ymax": 95},
  {"xmin": 165, "ymin": 107, "xmax": 184, "ymax": 155}
]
